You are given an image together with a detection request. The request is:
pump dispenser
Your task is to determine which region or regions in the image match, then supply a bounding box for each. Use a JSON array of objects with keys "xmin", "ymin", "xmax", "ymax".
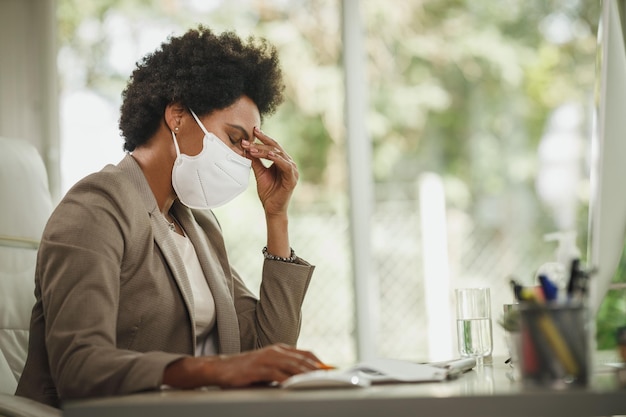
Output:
[
  {"xmin": 536, "ymin": 231, "xmax": 581, "ymax": 297},
  {"xmin": 546, "ymin": 231, "xmax": 581, "ymax": 273}
]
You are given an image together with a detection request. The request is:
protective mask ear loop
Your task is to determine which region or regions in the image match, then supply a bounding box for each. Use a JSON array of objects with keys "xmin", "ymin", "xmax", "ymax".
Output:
[
  {"xmin": 171, "ymin": 130, "xmax": 182, "ymax": 158},
  {"xmin": 189, "ymin": 109, "xmax": 210, "ymax": 137}
]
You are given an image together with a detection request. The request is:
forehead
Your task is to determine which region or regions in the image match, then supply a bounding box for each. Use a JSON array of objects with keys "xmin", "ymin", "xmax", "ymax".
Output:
[{"xmin": 208, "ymin": 96, "xmax": 261, "ymax": 127}]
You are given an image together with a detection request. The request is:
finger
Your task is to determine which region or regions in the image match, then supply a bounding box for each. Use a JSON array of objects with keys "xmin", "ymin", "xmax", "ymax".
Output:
[
  {"xmin": 253, "ymin": 128, "xmax": 296, "ymax": 162},
  {"xmin": 270, "ymin": 356, "xmax": 317, "ymax": 379},
  {"xmin": 216, "ymin": 352, "xmax": 299, "ymax": 387},
  {"xmin": 286, "ymin": 352, "xmax": 321, "ymax": 372},
  {"xmin": 243, "ymin": 140, "xmax": 291, "ymax": 162},
  {"xmin": 278, "ymin": 345, "xmax": 324, "ymax": 366},
  {"xmin": 264, "ymin": 369, "xmax": 293, "ymax": 383},
  {"xmin": 246, "ymin": 144, "xmax": 278, "ymax": 159},
  {"xmin": 247, "ymin": 148, "xmax": 297, "ymax": 186},
  {"xmin": 249, "ymin": 155, "xmax": 267, "ymax": 178},
  {"xmin": 230, "ymin": 347, "xmax": 325, "ymax": 385},
  {"xmin": 253, "ymin": 126, "xmax": 282, "ymax": 150},
  {"xmin": 271, "ymin": 345, "xmax": 323, "ymax": 370},
  {"xmin": 266, "ymin": 152, "xmax": 299, "ymax": 182}
]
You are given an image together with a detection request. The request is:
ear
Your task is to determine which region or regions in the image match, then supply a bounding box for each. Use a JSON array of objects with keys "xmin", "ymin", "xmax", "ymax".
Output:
[{"xmin": 165, "ymin": 103, "xmax": 186, "ymax": 132}]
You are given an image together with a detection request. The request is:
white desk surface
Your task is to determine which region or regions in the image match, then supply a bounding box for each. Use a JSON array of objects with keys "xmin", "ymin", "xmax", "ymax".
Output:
[{"xmin": 63, "ymin": 355, "xmax": 626, "ymax": 417}]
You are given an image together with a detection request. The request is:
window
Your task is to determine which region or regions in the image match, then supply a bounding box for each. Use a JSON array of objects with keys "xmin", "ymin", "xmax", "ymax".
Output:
[{"xmin": 57, "ymin": 0, "xmax": 602, "ymax": 365}]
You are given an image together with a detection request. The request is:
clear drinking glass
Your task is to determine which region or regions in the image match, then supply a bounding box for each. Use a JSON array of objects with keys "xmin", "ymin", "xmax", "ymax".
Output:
[{"xmin": 455, "ymin": 288, "xmax": 493, "ymax": 365}]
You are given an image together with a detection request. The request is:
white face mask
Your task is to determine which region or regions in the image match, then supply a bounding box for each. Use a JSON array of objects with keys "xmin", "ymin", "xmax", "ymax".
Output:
[{"xmin": 171, "ymin": 109, "xmax": 251, "ymax": 210}]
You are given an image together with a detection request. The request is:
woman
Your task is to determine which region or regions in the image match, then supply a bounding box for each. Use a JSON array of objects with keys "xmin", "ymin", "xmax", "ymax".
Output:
[{"xmin": 16, "ymin": 26, "xmax": 322, "ymax": 408}]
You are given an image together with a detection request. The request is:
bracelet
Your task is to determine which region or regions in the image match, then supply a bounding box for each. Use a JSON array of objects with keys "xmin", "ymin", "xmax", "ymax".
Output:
[{"xmin": 262, "ymin": 246, "xmax": 297, "ymax": 263}]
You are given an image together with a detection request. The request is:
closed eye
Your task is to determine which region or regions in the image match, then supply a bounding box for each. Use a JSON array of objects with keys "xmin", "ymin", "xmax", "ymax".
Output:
[
  {"xmin": 228, "ymin": 136, "xmax": 244, "ymax": 150},
  {"xmin": 226, "ymin": 123, "xmax": 250, "ymax": 144}
]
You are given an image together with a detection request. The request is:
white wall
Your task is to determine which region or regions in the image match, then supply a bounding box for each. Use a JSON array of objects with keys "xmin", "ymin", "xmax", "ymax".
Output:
[{"xmin": 0, "ymin": 0, "xmax": 60, "ymax": 200}]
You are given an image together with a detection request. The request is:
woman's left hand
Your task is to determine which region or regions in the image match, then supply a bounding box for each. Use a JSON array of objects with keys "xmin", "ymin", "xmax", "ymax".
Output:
[{"xmin": 242, "ymin": 127, "xmax": 299, "ymax": 216}]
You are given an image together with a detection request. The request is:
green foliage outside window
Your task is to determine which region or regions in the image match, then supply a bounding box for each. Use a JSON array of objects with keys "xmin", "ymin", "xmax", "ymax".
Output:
[
  {"xmin": 57, "ymin": 0, "xmax": 620, "ymax": 351},
  {"xmin": 596, "ymin": 245, "xmax": 626, "ymax": 349}
]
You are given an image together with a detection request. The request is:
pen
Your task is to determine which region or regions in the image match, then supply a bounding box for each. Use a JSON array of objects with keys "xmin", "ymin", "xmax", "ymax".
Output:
[
  {"xmin": 316, "ymin": 362, "xmax": 336, "ymax": 370},
  {"xmin": 510, "ymin": 278, "xmax": 523, "ymax": 302},
  {"xmin": 566, "ymin": 259, "xmax": 580, "ymax": 300},
  {"xmin": 576, "ymin": 266, "xmax": 596, "ymax": 303}
]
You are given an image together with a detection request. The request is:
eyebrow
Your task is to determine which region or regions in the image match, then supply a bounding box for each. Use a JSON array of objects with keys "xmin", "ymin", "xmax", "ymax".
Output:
[{"xmin": 226, "ymin": 124, "xmax": 250, "ymax": 141}]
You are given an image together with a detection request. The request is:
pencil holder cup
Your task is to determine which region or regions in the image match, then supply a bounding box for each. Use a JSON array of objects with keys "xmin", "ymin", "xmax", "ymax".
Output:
[{"xmin": 518, "ymin": 303, "xmax": 589, "ymax": 388}]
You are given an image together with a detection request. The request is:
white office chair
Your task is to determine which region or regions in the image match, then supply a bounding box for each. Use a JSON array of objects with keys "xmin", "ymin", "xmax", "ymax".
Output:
[{"xmin": 0, "ymin": 137, "xmax": 60, "ymax": 416}]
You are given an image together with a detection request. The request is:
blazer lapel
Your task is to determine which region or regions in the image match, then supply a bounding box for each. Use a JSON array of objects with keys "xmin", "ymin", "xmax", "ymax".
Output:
[
  {"xmin": 173, "ymin": 203, "xmax": 241, "ymax": 354},
  {"xmin": 117, "ymin": 155, "xmax": 196, "ymax": 344}
]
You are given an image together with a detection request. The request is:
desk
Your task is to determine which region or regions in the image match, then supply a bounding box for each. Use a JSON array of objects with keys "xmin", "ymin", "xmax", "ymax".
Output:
[{"xmin": 63, "ymin": 356, "xmax": 626, "ymax": 417}]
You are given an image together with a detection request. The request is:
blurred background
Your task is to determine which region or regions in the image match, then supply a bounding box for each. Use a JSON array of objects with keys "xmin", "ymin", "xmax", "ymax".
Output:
[{"xmin": 4, "ymin": 0, "xmax": 624, "ymax": 366}]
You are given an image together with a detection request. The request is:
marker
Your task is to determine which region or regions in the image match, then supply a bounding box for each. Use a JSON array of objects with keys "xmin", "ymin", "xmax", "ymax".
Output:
[
  {"xmin": 538, "ymin": 274, "xmax": 558, "ymax": 302},
  {"xmin": 532, "ymin": 286, "xmax": 546, "ymax": 304},
  {"xmin": 519, "ymin": 287, "xmax": 539, "ymax": 303}
]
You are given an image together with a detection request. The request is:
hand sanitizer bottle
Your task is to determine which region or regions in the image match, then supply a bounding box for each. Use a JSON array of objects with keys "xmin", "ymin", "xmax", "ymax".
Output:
[{"xmin": 537, "ymin": 231, "xmax": 581, "ymax": 300}]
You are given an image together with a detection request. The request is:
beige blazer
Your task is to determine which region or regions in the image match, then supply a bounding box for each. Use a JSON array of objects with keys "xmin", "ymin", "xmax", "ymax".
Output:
[{"xmin": 15, "ymin": 155, "xmax": 314, "ymax": 408}]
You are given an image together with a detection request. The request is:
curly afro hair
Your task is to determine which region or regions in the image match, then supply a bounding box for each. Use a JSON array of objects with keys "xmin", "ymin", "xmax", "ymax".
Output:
[{"xmin": 119, "ymin": 25, "xmax": 285, "ymax": 152}]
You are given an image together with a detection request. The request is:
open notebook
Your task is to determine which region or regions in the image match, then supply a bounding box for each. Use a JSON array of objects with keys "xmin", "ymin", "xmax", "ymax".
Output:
[{"xmin": 281, "ymin": 357, "xmax": 476, "ymax": 389}]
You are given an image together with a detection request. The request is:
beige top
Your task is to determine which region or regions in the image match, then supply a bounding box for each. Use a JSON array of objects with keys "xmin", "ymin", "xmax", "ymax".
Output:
[{"xmin": 171, "ymin": 231, "xmax": 217, "ymax": 356}]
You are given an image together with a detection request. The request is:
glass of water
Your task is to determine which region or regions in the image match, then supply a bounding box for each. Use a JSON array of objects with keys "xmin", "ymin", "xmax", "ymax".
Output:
[{"xmin": 455, "ymin": 288, "xmax": 493, "ymax": 365}]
